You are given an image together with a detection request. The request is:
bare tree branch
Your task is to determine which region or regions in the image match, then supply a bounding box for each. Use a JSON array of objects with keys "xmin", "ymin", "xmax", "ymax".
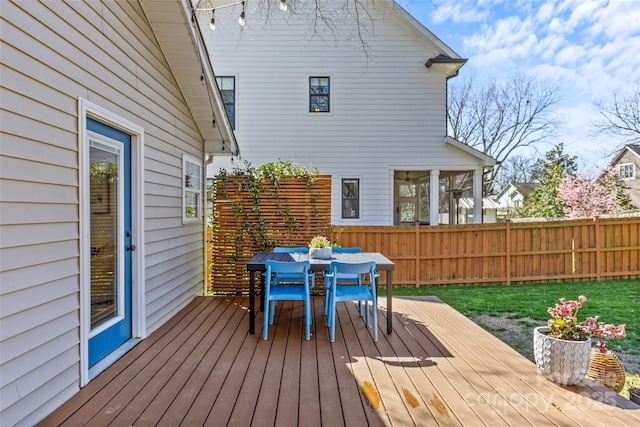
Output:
[
  {"xmin": 448, "ymin": 74, "xmax": 560, "ymax": 190},
  {"xmin": 592, "ymin": 87, "xmax": 640, "ymax": 153},
  {"xmin": 195, "ymin": 0, "xmax": 381, "ymax": 57}
]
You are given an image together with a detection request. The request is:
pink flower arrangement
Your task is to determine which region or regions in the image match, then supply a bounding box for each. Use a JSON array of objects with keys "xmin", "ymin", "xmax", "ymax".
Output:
[
  {"xmin": 547, "ymin": 295, "xmax": 626, "ymax": 351},
  {"xmin": 582, "ymin": 316, "xmax": 627, "ymax": 353}
]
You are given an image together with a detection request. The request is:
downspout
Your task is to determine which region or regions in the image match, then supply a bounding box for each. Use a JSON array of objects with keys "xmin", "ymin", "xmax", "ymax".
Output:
[
  {"xmin": 425, "ymin": 56, "xmax": 467, "ymax": 225},
  {"xmin": 203, "ymin": 153, "xmax": 215, "ymax": 294}
]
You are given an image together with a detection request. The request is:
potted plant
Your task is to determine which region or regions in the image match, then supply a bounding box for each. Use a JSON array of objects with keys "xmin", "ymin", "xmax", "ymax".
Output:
[
  {"xmin": 629, "ymin": 386, "xmax": 640, "ymax": 405},
  {"xmin": 308, "ymin": 235, "xmax": 332, "ymax": 259},
  {"xmin": 533, "ymin": 295, "xmax": 626, "ymax": 386}
]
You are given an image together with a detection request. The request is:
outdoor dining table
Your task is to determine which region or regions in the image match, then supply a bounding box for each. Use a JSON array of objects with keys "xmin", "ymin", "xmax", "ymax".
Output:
[{"xmin": 245, "ymin": 251, "xmax": 395, "ymax": 336}]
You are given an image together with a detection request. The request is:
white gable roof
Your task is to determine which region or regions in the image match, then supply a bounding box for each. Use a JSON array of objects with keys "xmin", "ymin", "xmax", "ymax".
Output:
[{"xmin": 444, "ymin": 136, "xmax": 496, "ymax": 165}]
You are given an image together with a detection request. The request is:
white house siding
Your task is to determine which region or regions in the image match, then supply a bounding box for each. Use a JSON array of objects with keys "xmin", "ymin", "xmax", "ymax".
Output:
[
  {"xmin": 1, "ymin": 1, "xmax": 207, "ymax": 425},
  {"xmin": 204, "ymin": 0, "xmax": 483, "ymax": 225}
]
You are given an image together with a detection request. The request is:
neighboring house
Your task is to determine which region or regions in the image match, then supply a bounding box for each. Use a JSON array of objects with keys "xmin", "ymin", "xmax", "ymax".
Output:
[
  {"xmin": 458, "ymin": 197, "xmax": 500, "ymax": 224},
  {"xmin": 495, "ymin": 182, "xmax": 540, "ymax": 219},
  {"xmin": 0, "ymin": 1, "xmax": 237, "ymax": 425},
  {"xmin": 607, "ymin": 144, "xmax": 640, "ymax": 209},
  {"xmin": 200, "ymin": 0, "xmax": 496, "ymax": 226}
]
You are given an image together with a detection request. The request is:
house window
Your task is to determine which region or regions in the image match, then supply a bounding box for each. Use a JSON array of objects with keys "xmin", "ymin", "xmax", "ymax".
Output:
[
  {"xmin": 183, "ymin": 154, "xmax": 202, "ymax": 223},
  {"xmin": 216, "ymin": 76, "xmax": 235, "ymax": 129},
  {"xmin": 342, "ymin": 179, "xmax": 359, "ymax": 219},
  {"xmin": 309, "ymin": 77, "xmax": 330, "ymax": 112},
  {"xmin": 618, "ymin": 163, "xmax": 635, "ymax": 180}
]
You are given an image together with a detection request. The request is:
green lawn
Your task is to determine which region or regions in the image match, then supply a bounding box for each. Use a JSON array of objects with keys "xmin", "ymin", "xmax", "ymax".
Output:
[{"xmin": 393, "ymin": 279, "xmax": 639, "ymax": 357}]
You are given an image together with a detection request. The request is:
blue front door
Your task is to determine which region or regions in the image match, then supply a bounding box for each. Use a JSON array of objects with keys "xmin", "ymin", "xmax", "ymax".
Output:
[{"xmin": 87, "ymin": 118, "xmax": 132, "ymax": 367}]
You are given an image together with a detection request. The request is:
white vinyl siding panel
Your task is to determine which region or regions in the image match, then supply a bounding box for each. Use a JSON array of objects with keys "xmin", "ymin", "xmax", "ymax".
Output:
[
  {"xmin": 205, "ymin": 1, "xmax": 468, "ymax": 224},
  {"xmin": 0, "ymin": 1, "xmax": 207, "ymax": 425}
]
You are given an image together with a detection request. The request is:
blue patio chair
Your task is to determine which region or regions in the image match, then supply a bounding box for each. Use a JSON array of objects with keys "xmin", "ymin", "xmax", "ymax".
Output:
[
  {"xmin": 263, "ymin": 260, "xmax": 312, "ymax": 340},
  {"xmin": 323, "ymin": 247, "xmax": 362, "ymax": 316},
  {"xmin": 270, "ymin": 246, "xmax": 314, "ymax": 288},
  {"xmin": 326, "ymin": 261, "xmax": 378, "ymax": 343}
]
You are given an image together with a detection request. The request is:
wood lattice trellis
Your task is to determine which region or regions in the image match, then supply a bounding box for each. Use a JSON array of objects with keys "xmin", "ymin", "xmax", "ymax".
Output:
[{"xmin": 209, "ymin": 175, "xmax": 332, "ymax": 294}]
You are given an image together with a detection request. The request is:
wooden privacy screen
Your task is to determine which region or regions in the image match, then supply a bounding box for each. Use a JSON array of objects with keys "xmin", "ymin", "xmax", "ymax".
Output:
[{"xmin": 209, "ymin": 175, "xmax": 331, "ymax": 294}]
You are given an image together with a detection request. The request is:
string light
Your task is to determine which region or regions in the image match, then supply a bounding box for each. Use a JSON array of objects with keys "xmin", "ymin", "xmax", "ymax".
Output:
[
  {"xmin": 238, "ymin": 2, "xmax": 245, "ymax": 26},
  {"xmin": 197, "ymin": 0, "xmax": 287, "ymax": 30},
  {"xmin": 209, "ymin": 12, "xmax": 215, "ymax": 31}
]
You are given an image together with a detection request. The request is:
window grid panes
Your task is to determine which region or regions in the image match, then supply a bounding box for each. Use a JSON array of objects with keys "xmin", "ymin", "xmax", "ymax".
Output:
[
  {"xmin": 342, "ymin": 178, "xmax": 359, "ymax": 219},
  {"xmin": 309, "ymin": 77, "xmax": 330, "ymax": 113},
  {"xmin": 216, "ymin": 76, "xmax": 235, "ymax": 129},
  {"xmin": 183, "ymin": 155, "xmax": 202, "ymax": 223},
  {"xmin": 619, "ymin": 163, "xmax": 635, "ymax": 180}
]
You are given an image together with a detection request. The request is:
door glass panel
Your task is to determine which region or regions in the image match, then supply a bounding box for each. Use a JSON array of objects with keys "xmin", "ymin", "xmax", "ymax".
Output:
[
  {"xmin": 400, "ymin": 202, "xmax": 416, "ymax": 223},
  {"xmin": 419, "ymin": 183, "xmax": 430, "ymax": 222},
  {"xmin": 90, "ymin": 140, "xmax": 121, "ymax": 329},
  {"xmin": 399, "ymin": 183, "xmax": 416, "ymax": 197}
]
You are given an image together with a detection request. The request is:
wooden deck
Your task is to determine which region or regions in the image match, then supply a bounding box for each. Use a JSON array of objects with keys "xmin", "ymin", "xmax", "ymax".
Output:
[{"xmin": 39, "ymin": 296, "xmax": 639, "ymax": 426}]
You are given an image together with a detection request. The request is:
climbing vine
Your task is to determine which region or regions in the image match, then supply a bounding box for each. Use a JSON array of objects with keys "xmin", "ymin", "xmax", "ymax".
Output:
[{"xmin": 209, "ymin": 160, "xmax": 331, "ymax": 292}]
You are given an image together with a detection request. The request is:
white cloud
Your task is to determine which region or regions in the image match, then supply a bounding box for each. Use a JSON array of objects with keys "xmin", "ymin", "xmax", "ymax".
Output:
[
  {"xmin": 407, "ymin": 0, "xmax": 640, "ymax": 169},
  {"xmin": 588, "ymin": 0, "xmax": 640, "ymax": 39},
  {"xmin": 566, "ymin": 0, "xmax": 601, "ymax": 31},
  {"xmin": 465, "ymin": 16, "xmax": 535, "ymax": 51},
  {"xmin": 536, "ymin": 1, "xmax": 557, "ymax": 22},
  {"xmin": 555, "ymin": 44, "xmax": 587, "ymax": 65},
  {"xmin": 431, "ymin": 0, "xmax": 490, "ymax": 24}
]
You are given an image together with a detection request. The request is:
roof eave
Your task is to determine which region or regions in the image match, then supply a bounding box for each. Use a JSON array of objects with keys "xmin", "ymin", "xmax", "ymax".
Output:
[
  {"xmin": 425, "ymin": 55, "xmax": 468, "ymax": 78},
  {"xmin": 139, "ymin": 0, "xmax": 238, "ymax": 157}
]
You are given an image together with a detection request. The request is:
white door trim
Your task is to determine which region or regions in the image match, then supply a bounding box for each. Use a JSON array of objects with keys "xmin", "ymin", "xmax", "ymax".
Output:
[{"xmin": 78, "ymin": 98, "xmax": 146, "ymax": 387}]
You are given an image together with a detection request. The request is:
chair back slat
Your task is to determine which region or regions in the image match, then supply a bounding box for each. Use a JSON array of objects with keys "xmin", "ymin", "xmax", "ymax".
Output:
[
  {"xmin": 266, "ymin": 259, "xmax": 310, "ymax": 275},
  {"xmin": 330, "ymin": 261, "xmax": 375, "ymax": 276},
  {"xmin": 332, "ymin": 247, "xmax": 361, "ymax": 253},
  {"xmin": 274, "ymin": 247, "xmax": 308, "ymax": 253}
]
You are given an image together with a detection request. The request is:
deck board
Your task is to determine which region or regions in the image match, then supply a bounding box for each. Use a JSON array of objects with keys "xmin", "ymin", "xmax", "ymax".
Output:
[{"xmin": 38, "ymin": 296, "xmax": 640, "ymax": 427}]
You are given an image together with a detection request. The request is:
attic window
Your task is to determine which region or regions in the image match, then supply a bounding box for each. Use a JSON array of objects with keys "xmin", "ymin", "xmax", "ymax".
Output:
[
  {"xmin": 618, "ymin": 163, "xmax": 635, "ymax": 180},
  {"xmin": 309, "ymin": 77, "xmax": 330, "ymax": 113}
]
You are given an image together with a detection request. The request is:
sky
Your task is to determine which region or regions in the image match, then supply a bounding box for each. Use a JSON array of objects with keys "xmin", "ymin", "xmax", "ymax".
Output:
[{"xmin": 397, "ymin": 0, "xmax": 640, "ymax": 171}]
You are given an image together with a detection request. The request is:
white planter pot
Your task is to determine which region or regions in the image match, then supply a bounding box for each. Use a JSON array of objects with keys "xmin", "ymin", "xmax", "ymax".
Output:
[
  {"xmin": 309, "ymin": 247, "xmax": 332, "ymax": 259},
  {"xmin": 533, "ymin": 326, "xmax": 591, "ymax": 386}
]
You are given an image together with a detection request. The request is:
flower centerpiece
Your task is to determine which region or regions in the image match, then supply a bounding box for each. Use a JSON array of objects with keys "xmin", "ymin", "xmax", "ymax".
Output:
[
  {"xmin": 308, "ymin": 235, "xmax": 332, "ymax": 259},
  {"xmin": 534, "ymin": 295, "xmax": 626, "ymax": 387}
]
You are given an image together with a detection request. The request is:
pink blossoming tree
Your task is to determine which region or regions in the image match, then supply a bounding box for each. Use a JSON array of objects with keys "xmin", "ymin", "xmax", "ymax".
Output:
[{"xmin": 557, "ymin": 166, "xmax": 629, "ymax": 218}]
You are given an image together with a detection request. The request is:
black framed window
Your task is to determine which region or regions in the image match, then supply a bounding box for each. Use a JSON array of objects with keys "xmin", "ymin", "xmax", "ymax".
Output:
[
  {"xmin": 309, "ymin": 77, "xmax": 330, "ymax": 112},
  {"xmin": 216, "ymin": 76, "xmax": 235, "ymax": 129},
  {"xmin": 342, "ymin": 178, "xmax": 359, "ymax": 219}
]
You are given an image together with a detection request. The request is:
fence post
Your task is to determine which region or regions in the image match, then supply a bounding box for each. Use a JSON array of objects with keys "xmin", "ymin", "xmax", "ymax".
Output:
[
  {"xmin": 415, "ymin": 222, "xmax": 420, "ymax": 287},
  {"xmin": 506, "ymin": 220, "xmax": 511, "ymax": 286},
  {"xmin": 594, "ymin": 216, "xmax": 601, "ymax": 280}
]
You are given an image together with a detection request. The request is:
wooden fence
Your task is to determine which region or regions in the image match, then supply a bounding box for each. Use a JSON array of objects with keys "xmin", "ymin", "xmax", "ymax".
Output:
[
  {"xmin": 332, "ymin": 216, "xmax": 640, "ymax": 286},
  {"xmin": 208, "ymin": 216, "xmax": 640, "ymax": 293}
]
